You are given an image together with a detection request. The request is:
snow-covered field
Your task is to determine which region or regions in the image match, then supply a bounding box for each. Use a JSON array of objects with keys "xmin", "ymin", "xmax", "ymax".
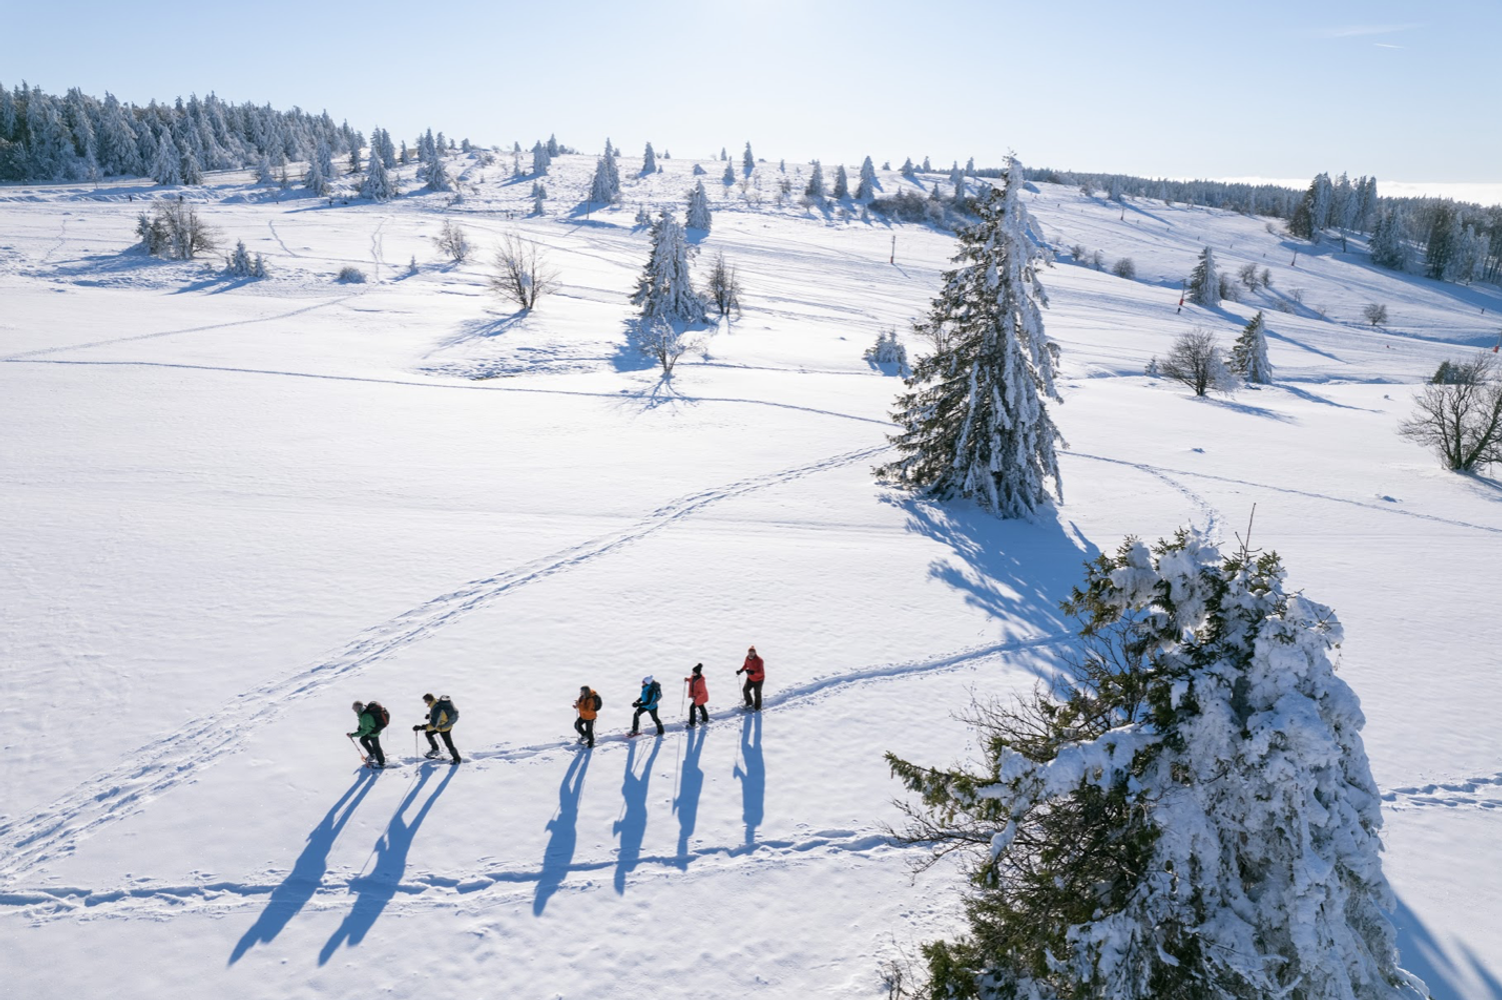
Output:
[{"xmin": 2, "ymin": 152, "xmax": 1499, "ymax": 998}]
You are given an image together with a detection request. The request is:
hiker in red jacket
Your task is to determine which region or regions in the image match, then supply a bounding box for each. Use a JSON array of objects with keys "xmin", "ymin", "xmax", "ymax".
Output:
[
  {"xmin": 737, "ymin": 646, "xmax": 765, "ymax": 712},
  {"xmin": 684, "ymin": 663, "xmax": 709, "ymax": 727}
]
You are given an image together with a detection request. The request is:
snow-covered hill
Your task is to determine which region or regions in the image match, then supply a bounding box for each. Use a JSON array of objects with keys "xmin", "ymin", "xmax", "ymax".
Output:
[{"xmin": 2, "ymin": 151, "xmax": 1499, "ymax": 999}]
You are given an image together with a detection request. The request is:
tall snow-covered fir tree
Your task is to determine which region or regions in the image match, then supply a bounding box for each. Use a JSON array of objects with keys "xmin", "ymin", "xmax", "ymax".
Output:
[
  {"xmin": 150, "ymin": 133, "xmax": 181, "ymax": 186},
  {"xmin": 360, "ymin": 147, "xmax": 396, "ymax": 201},
  {"xmin": 424, "ymin": 153, "xmax": 452, "ymax": 193},
  {"xmin": 806, "ymin": 160, "xmax": 825, "ymax": 199},
  {"xmin": 722, "ymin": 158, "xmax": 735, "ymax": 185},
  {"xmin": 742, "ymin": 141, "xmax": 755, "ymax": 176},
  {"xmin": 1187, "ymin": 245, "xmax": 1219, "ymax": 306},
  {"xmin": 303, "ymin": 145, "xmax": 330, "ymax": 195},
  {"xmin": 641, "ymin": 142, "xmax": 656, "ymax": 175},
  {"xmin": 876, "ymin": 158, "xmax": 1062, "ymax": 519},
  {"xmin": 888, "ymin": 529, "xmax": 1425, "ymax": 1000},
  {"xmin": 532, "ymin": 141, "xmax": 550, "ymax": 176},
  {"xmin": 1230, "ymin": 310, "xmax": 1273, "ymax": 383},
  {"xmin": 857, "ymin": 156, "xmax": 877, "ymax": 200},
  {"xmin": 589, "ymin": 153, "xmax": 620, "ymax": 203},
  {"xmin": 833, "ymin": 164, "xmax": 850, "ymax": 199},
  {"xmin": 631, "ymin": 210, "xmax": 706, "ymax": 324},
  {"xmin": 1370, "ymin": 209, "xmax": 1407, "ymax": 270},
  {"xmin": 685, "ymin": 179, "xmax": 712, "ymax": 231}
]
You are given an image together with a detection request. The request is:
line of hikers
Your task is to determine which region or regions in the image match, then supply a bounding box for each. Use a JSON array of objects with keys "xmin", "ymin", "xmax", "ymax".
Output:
[{"xmin": 345, "ymin": 647, "xmax": 766, "ymax": 764}]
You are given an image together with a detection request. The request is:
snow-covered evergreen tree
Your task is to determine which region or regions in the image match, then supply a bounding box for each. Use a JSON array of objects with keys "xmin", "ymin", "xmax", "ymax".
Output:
[
  {"xmin": 226, "ymin": 238, "xmax": 254, "ymax": 277},
  {"xmin": 863, "ymin": 328, "xmax": 909, "ymax": 375},
  {"xmin": 900, "ymin": 157, "xmax": 915, "ymax": 178},
  {"xmin": 360, "ymin": 148, "xmax": 396, "ymax": 201},
  {"xmin": 178, "ymin": 141, "xmax": 203, "ymax": 185},
  {"xmin": 857, "ymin": 156, "xmax": 877, "ymax": 196},
  {"xmin": 889, "ymin": 529, "xmax": 1424, "ymax": 1000},
  {"xmin": 685, "ymin": 179, "xmax": 712, "ymax": 231},
  {"xmin": 589, "ymin": 154, "xmax": 620, "ymax": 203},
  {"xmin": 921, "ymin": 155, "xmax": 931, "ymax": 172},
  {"xmin": 705, "ymin": 250, "xmax": 742, "ymax": 318},
  {"xmin": 1230, "ymin": 310, "xmax": 1273, "ymax": 383},
  {"xmin": 965, "ymin": 156, "xmax": 975, "ymax": 176},
  {"xmin": 805, "ymin": 160, "xmax": 825, "ymax": 199},
  {"xmin": 424, "ymin": 153, "xmax": 452, "ymax": 192},
  {"xmin": 1187, "ymin": 245, "xmax": 1219, "ymax": 306},
  {"xmin": 1370, "ymin": 209, "xmax": 1407, "ymax": 270},
  {"xmin": 631, "ymin": 210, "xmax": 706, "ymax": 323},
  {"xmin": 304, "ymin": 141, "xmax": 331, "ymax": 195},
  {"xmin": 742, "ymin": 141, "xmax": 755, "ymax": 176},
  {"xmin": 546, "ymin": 133, "xmax": 559, "ymax": 157},
  {"xmin": 722, "ymin": 158, "xmax": 735, "ymax": 185},
  {"xmin": 641, "ymin": 141, "xmax": 656, "ymax": 176},
  {"xmin": 150, "ymin": 133, "xmax": 181, "ymax": 186},
  {"xmin": 532, "ymin": 141, "xmax": 550, "ymax": 176},
  {"xmin": 833, "ymin": 164, "xmax": 849, "ymax": 199},
  {"xmin": 876, "ymin": 158, "xmax": 1062, "ymax": 519}
]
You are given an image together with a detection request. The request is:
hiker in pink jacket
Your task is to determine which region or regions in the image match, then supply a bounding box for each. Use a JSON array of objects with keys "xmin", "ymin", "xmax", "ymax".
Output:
[{"xmin": 684, "ymin": 663, "xmax": 710, "ymax": 728}]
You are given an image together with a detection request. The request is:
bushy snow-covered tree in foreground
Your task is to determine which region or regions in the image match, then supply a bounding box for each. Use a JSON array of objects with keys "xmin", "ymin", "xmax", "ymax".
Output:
[
  {"xmin": 888, "ymin": 530, "xmax": 1427, "ymax": 1000},
  {"xmin": 631, "ymin": 210, "xmax": 705, "ymax": 324},
  {"xmin": 877, "ymin": 157, "xmax": 1062, "ymax": 519},
  {"xmin": 1230, "ymin": 311, "xmax": 1273, "ymax": 383}
]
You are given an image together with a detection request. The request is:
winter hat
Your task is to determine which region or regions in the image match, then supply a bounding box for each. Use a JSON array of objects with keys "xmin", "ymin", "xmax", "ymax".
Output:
[
  {"xmin": 352, "ymin": 700, "xmax": 365, "ymax": 713},
  {"xmin": 642, "ymin": 675, "xmax": 654, "ymax": 686},
  {"xmin": 692, "ymin": 663, "xmax": 703, "ymax": 674}
]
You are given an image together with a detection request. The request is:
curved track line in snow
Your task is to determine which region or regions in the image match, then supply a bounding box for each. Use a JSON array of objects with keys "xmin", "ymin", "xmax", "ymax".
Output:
[
  {"xmin": 0, "ymin": 828, "xmax": 922, "ymax": 923},
  {"xmin": 0, "ymin": 297, "xmax": 358, "ymax": 361},
  {"xmin": 1381, "ymin": 772, "xmax": 1502, "ymax": 811},
  {"xmin": 1067, "ymin": 451, "xmax": 1502, "ymax": 536},
  {"xmin": 0, "ymin": 447, "xmax": 887, "ymax": 885},
  {"xmin": 266, "ymin": 219, "xmax": 300, "ymax": 258},
  {"xmin": 458, "ymin": 631, "xmax": 1071, "ymax": 767},
  {"xmin": 1062, "ymin": 451, "xmax": 1223, "ymax": 539},
  {"xmin": 3, "ymin": 358, "xmax": 894, "ymax": 426}
]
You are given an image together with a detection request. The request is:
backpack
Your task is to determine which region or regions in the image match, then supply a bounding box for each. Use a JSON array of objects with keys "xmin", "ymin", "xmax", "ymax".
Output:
[
  {"xmin": 648, "ymin": 681, "xmax": 662, "ymax": 705},
  {"xmin": 435, "ymin": 697, "xmax": 458, "ymax": 726},
  {"xmin": 366, "ymin": 701, "xmax": 390, "ymax": 733},
  {"xmin": 591, "ymin": 692, "xmax": 603, "ymax": 712}
]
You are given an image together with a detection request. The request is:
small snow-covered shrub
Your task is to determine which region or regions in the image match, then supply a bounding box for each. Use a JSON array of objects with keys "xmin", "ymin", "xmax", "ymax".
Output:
[
  {"xmin": 135, "ymin": 202, "xmax": 219, "ymax": 260},
  {"xmin": 336, "ymin": 266, "xmax": 367, "ymax": 284},
  {"xmin": 436, "ymin": 219, "xmax": 470, "ymax": 262},
  {"xmin": 1160, "ymin": 328, "xmax": 1236, "ymax": 396},
  {"xmin": 1111, "ymin": 257, "xmax": 1136, "ymax": 279},
  {"xmin": 863, "ymin": 328, "xmax": 909, "ymax": 375},
  {"xmin": 870, "ymin": 189, "xmax": 946, "ymax": 226},
  {"xmin": 1363, "ymin": 302, "xmax": 1389, "ymax": 326}
]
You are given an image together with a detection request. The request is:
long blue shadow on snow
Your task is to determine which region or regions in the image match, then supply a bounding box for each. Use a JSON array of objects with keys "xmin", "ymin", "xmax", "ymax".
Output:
[
  {"xmin": 733, "ymin": 711, "xmax": 764, "ymax": 847},
  {"xmin": 317, "ymin": 764, "xmax": 456, "ymax": 965},
  {"xmin": 1394, "ymin": 897, "xmax": 1502, "ymax": 1000},
  {"xmin": 672, "ymin": 724, "xmax": 707, "ymax": 867},
  {"xmin": 228, "ymin": 771, "xmax": 377, "ymax": 965},
  {"xmin": 532, "ymin": 748, "xmax": 591, "ymax": 916},
  {"xmin": 893, "ymin": 498, "xmax": 1096, "ymax": 671},
  {"xmin": 612, "ymin": 735, "xmax": 662, "ymax": 894}
]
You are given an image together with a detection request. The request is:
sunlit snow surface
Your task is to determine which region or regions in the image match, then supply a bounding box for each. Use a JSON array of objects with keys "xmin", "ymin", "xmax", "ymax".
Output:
[{"xmin": 2, "ymin": 155, "xmax": 1499, "ymax": 998}]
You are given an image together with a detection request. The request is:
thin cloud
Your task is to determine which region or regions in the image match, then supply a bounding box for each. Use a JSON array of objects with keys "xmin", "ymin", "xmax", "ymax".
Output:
[
  {"xmin": 1324, "ymin": 23, "xmax": 1423, "ymax": 38},
  {"xmin": 1373, "ymin": 42, "xmax": 1404, "ymax": 49}
]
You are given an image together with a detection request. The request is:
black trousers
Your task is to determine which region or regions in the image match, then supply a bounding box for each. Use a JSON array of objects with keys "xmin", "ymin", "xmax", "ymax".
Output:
[
  {"xmin": 687, "ymin": 703, "xmax": 708, "ymax": 726},
  {"xmin": 574, "ymin": 716, "xmax": 595, "ymax": 746},
  {"xmin": 632, "ymin": 706, "xmax": 663, "ymax": 734},
  {"xmin": 742, "ymin": 678, "xmax": 763, "ymax": 710},
  {"xmin": 425, "ymin": 729, "xmax": 460, "ymax": 761},
  {"xmin": 359, "ymin": 734, "xmax": 385, "ymax": 766}
]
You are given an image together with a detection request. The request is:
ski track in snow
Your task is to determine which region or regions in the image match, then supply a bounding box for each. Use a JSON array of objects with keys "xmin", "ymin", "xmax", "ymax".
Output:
[
  {"xmin": 0, "ymin": 445, "xmax": 893, "ymax": 885},
  {"xmin": 4, "ymin": 358, "xmax": 894, "ymax": 426},
  {"xmin": 1064, "ymin": 451, "xmax": 1224, "ymax": 539},
  {"xmin": 0, "ymin": 296, "xmax": 360, "ymax": 362},
  {"xmin": 1066, "ymin": 451, "xmax": 1502, "ymax": 536},
  {"xmin": 1380, "ymin": 772, "xmax": 1502, "ymax": 811},
  {"xmin": 0, "ymin": 827, "xmax": 923, "ymax": 923}
]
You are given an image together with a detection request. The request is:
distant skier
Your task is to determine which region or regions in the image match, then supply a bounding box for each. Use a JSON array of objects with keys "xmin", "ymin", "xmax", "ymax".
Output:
[
  {"xmin": 574, "ymin": 685, "xmax": 601, "ymax": 748},
  {"xmin": 684, "ymin": 663, "xmax": 709, "ymax": 728},
  {"xmin": 349, "ymin": 700, "xmax": 387, "ymax": 769},
  {"xmin": 630, "ymin": 676, "xmax": 665, "ymax": 737},
  {"xmin": 737, "ymin": 646, "xmax": 765, "ymax": 712},
  {"xmin": 413, "ymin": 693, "xmax": 461, "ymax": 764}
]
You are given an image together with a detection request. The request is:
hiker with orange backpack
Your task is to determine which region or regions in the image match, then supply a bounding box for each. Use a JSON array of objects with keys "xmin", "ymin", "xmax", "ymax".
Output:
[
  {"xmin": 574, "ymin": 685, "xmax": 601, "ymax": 748},
  {"xmin": 349, "ymin": 700, "xmax": 389, "ymax": 769}
]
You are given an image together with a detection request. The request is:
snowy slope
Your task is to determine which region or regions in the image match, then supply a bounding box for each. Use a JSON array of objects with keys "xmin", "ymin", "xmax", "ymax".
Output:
[{"xmin": 2, "ymin": 153, "xmax": 1499, "ymax": 999}]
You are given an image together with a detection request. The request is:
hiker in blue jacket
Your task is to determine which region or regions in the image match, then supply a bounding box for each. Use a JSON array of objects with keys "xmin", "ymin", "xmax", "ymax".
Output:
[{"xmin": 629, "ymin": 676, "xmax": 665, "ymax": 737}]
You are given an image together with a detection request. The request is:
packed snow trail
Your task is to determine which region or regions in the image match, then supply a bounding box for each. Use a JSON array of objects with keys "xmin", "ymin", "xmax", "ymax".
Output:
[{"xmin": 0, "ymin": 445, "xmax": 887, "ymax": 884}]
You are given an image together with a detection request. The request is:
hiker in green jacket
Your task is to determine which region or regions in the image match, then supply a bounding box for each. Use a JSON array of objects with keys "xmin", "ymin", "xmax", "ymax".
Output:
[{"xmin": 349, "ymin": 700, "xmax": 387, "ymax": 769}]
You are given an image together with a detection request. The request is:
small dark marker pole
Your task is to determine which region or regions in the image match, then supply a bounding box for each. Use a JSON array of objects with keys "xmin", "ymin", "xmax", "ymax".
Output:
[{"xmin": 890, "ymin": 233, "xmax": 896, "ymax": 265}]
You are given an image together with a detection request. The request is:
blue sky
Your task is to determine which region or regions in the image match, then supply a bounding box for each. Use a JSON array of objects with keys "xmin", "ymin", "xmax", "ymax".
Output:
[{"xmin": 2, "ymin": 0, "xmax": 1493, "ymax": 183}]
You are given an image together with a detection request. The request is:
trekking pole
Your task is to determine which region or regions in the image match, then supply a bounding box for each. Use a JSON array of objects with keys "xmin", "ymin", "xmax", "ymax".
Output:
[
  {"xmin": 415, "ymin": 727, "xmax": 420, "ymax": 762},
  {"xmin": 348, "ymin": 734, "xmax": 366, "ymax": 764}
]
